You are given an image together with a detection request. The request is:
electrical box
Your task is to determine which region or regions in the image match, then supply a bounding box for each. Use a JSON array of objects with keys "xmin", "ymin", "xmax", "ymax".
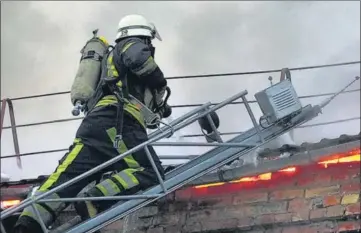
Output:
[{"xmin": 255, "ymin": 79, "xmax": 302, "ymax": 124}]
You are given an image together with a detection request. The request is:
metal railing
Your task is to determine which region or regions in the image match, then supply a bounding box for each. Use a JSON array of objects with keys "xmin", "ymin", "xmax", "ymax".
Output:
[
  {"xmin": 0, "ymin": 67, "xmax": 359, "ymax": 232},
  {"xmin": 0, "ymin": 88, "xmax": 253, "ymax": 232}
]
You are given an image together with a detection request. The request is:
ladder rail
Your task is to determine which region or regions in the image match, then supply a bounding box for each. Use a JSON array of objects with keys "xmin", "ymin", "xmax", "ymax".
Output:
[
  {"xmin": 66, "ymin": 105, "xmax": 321, "ymax": 233},
  {"xmin": 0, "ymin": 90, "xmax": 248, "ymax": 219}
]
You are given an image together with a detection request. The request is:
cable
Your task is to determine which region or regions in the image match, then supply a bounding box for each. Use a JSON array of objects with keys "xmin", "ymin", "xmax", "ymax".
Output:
[
  {"xmin": 1, "ymin": 116, "xmax": 359, "ymax": 160},
  {"xmin": 2, "ymin": 88, "xmax": 359, "ymax": 130},
  {"xmin": 5, "ymin": 60, "xmax": 360, "ymax": 101}
]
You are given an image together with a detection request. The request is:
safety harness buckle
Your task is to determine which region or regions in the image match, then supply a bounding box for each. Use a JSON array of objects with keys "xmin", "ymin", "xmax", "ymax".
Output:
[{"xmin": 113, "ymin": 134, "xmax": 123, "ymax": 149}]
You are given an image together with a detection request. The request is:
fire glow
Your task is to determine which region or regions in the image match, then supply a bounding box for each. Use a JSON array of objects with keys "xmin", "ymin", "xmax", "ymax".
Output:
[
  {"xmin": 1, "ymin": 199, "xmax": 21, "ymax": 209},
  {"xmin": 195, "ymin": 148, "xmax": 360, "ymax": 189}
]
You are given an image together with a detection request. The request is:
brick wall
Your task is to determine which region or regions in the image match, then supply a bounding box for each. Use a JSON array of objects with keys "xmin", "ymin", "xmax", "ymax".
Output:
[{"xmin": 110, "ymin": 160, "xmax": 360, "ymax": 233}]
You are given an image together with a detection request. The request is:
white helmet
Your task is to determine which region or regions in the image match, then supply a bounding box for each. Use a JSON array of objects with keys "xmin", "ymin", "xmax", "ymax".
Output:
[{"xmin": 115, "ymin": 14, "xmax": 162, "ymax": 41}]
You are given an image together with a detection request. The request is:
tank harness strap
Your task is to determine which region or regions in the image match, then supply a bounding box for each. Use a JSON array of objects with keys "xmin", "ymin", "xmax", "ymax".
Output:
[
  {"xmin": 81, "ymin": 50, "xmax": 103, "ymax": 61},
  {"xmin": 106, "ymin": 73, "xmax": 130, "ymax": 150}
]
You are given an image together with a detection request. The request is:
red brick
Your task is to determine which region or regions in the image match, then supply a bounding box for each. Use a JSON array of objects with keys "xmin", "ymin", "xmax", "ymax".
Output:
[
  {"xmin": 175, "ymin": 188, "xmax": 192, "ymax": 201},
  {"xmin": 326, "ymin": 205, "xmax": 345, "ymax": 217},
  {"xmin": 310, "ymin": 208, "xmax": 327, "ymax": 219},
  {"xmin": 197, "ymin": 195, "xmax": 233, "ymax": 208},
  {"xmin": 337, "ymin": 220, "xmax": 361, "ymax": 232},
  {"xmin": 323, "ymin": 195, "xmax": 341, "ymax": 207},
  {"xmin": 291, "ymin": 209, "xmax": 309, "ymax": 222},
  {"xmin": 182, "ymin": 220, "xmax": 202, "ymax": 233},
  {"xmin": 341, "ymin": 183, "xmax": 361, "ymax": 195},
  {"xmin": 305, "ymin": 185, "xmax": 340, "ymax": 198},
  {"xmin": 188, "ymin": 207, "xmax": 243, "ymax": 221},
  {"xmin": 254, "ymin": 214, "xmax": 275, "ymax": 225},
  {"xmin": 297, "ymin": 175, "xmax": 316, "ymax": 187},
  {"xmin": 345, "ymin": 202, "xmax": 361, "ymax": 215},
  {"xmin": 288, "ymin": 198, "xmax": 310, "ymax": 212},
  {"xmin": 341, "ymin": 194, "xmax": 360, "ymax": 205},
  {"xmin": 332, "ymin": 173, "xmax": 350, "ymax": 182},
  {"xmin": 233, "ymin": 191, "xmax": 268, "ymax": 204},
  {"xmin": 269, "ymin": 189, "xmax": 304, "ymax": 200},
  {"xmin": 244, "ymin": 201, "xmax": 288, "ymax": 217},
  {"xmin": 237, "ymin": 217, "xmax": 253, "ymax": 229},
  {"xmin": 274, "ymin": 213, "xmax": 292, "ymax": 223},
  {"xmin": 153, "ymin": 212, "xmax": 186, "ymax": 226},
  {"xmin": 314, "ymin": 173, "xmax": 332, "ymax": 185},
  {"xmin": 201, "ymin": 218, "xmax": 238, "ymax": 231}
]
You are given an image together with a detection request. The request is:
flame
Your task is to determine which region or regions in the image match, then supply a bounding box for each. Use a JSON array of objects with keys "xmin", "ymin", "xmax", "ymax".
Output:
[
  {"xmin": 194, "ymin": 149, "xmax": 360, "ymax": 189},
  {"xmin": 1, "ymin": 199, "xmax": 20, "ymax": 209},
  {"xmin": 279, "ymin": 167, "xmax": 297, "ymax": 173},
  {"xmin": 318, "ymin": 154, "xmax": 360, "ymax": 168}
]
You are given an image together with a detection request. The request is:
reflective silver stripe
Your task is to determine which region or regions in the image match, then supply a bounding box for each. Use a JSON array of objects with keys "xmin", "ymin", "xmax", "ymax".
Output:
[
  {"xmin": 132, "ymin": 56, "xmax": 158, "ymax": 76},
  {"xmin": 33, "ymin": 190, "xmax": 66, "ymax": 213},
  {"xmin": 21, "ymin": 203, "xmax": 53, "ymax": 226},
  {"xmin": 95, "ymin": 179, "xmax": 121, "ymax": 196},
  {"xmin": 113, "ymin": 170, "xmax": 139, "ymax": 190}
]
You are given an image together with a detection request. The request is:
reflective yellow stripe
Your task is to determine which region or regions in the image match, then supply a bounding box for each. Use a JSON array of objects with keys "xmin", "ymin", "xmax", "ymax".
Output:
[
  {"xmin": 98, "ymin": 36, "xmax": 109, "ymax": 47},
  {"xmin": 124, "ymin": 104, "xmax": 145, "ymax": 128},
  {"xmin": 20, "ymin": 203, "xmax": 53, "ymax": 225},
  {"xmin": 39, "ymin": 139, "xmax": 83, "ymax": 191},
  {"xmin": 106, "ymin": 127, "xmax": 140, "ymax": 169},
  {"xmin": 95, "ymin": 95, "xmax": 145, "ymax": 128},
  {"xmin": 122, "ymin": 42, "xmax": 136, "ymax": 53},
  {"xmin": 123, "ymin": 169, "xmax": 140, "ymax": 185},
  {"xmin": 107, "ymin": 54, "xmax": 119, "ymax": 78},
  {"xmin": 95, "ymin": 179, "xmax": 121, "ymax": 196},
  {"xmin": 113, "ymin": 174, "xmax": 129, "ymax": 189},
  {"xmin": 112, "ymin": 168, "xmax": 141, "ymax": 190},
  {"xmin": 96, "ymin": 185, "xmax": 109, "ymax": 196},
  {"xmin": 32, "ymin": 190, "xmax": 64, "ymax": 213},
  {"xmin": 133, "ymin": 56, "xmax": 158, "ymax": 76},
  {"xmin": 85, "ymin": 201, "xmax": 98, "ymax": 217}
]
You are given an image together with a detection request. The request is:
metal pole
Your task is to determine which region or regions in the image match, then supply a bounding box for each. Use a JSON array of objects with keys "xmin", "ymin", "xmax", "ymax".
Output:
[
  {"xmin": 31, "ymin": 203, "xmax": 48, "ymax": 233},
  {"xmin": 0, "ymin": 99, "xmax": 7, "ymax": 138},
  {"xmin": 241, "ymin": 95, "xmax": 264, "ymax": 143},
  {"xmin": 7, "ymin": 99, "xmax": 22, "ymax": 168},
  {"xmin": 152, "ymin": 142, "xmax": 255, "ymax": 147},
  {"xmin": 37, "ymin": 194, "xmax": 161, "ymax": 203},
  {"xmin": 1, "ymin": 90, "xmax": 247, "ymax": 218},
  {"xmin": 144, "ymin": 146, "xmax": 167, "ymax": 193}
]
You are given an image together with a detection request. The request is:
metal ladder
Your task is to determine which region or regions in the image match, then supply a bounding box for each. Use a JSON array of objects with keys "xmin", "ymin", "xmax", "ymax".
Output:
[{"xmin": 1, "ymin": 75, "xmax": 357, "ymax": 233}]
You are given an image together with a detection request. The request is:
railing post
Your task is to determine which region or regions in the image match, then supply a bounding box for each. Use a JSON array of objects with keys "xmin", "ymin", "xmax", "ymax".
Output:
[
  {"xmin": 0, "ymin": 98, "xmax": 22, "ymax": 168},
  {"xmin": 0, "ymin": 99, "xmax": 7, "ymax": 138}
]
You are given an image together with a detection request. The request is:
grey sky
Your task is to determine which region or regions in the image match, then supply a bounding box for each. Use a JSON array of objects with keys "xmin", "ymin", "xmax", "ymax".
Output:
[{"xmin": 1, "ymin": 1, "xmax": 360, "ymax": 181}]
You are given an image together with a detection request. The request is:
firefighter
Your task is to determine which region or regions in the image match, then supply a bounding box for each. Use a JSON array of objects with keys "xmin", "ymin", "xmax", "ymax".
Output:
[{"xmin": 14, "ymin": 14, "xmax": 170, "ymax": 233}]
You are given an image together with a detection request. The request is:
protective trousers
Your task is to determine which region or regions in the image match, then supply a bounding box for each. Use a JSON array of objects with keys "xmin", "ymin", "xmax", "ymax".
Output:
[{"xmin": 14, "ymin": 105, "xmax": 164, "ymax": 233}]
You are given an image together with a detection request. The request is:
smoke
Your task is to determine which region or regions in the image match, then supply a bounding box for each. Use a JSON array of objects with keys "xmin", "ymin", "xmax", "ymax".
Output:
[{"xmin": 1, "ymin": 1, "xmax": 360, "ymax": 180}]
